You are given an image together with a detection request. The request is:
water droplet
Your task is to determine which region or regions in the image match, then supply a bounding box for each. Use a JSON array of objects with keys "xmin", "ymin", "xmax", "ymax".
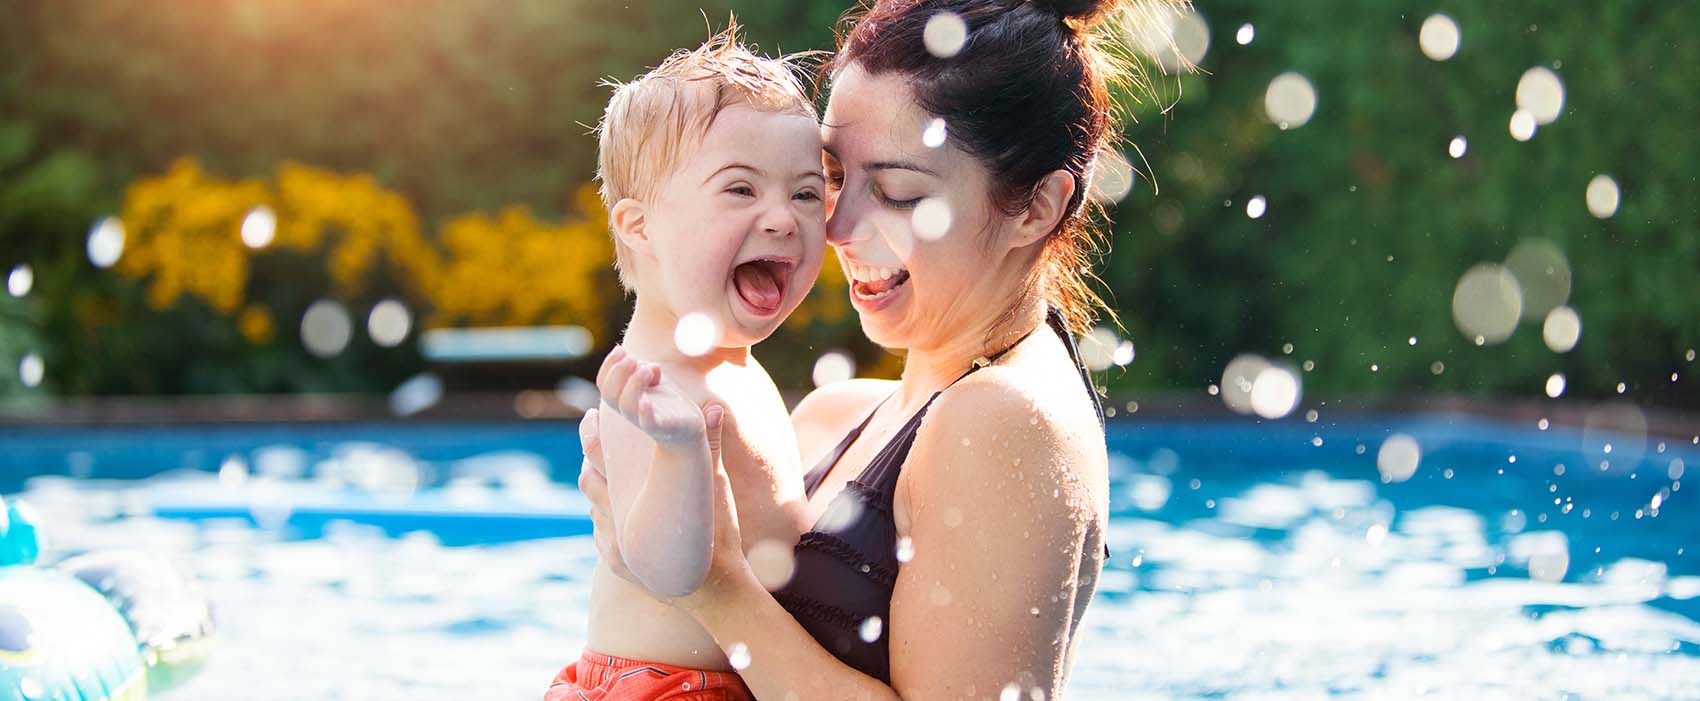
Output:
[
  {"xmin": 1235, "ymin": 23, "xmax": 1255, "ymax": 45},
  {"xmin": 1088, "ymin": 148, "xmax": 1135, "ymax": 205},
  {"xmin": 17, "ymin": 353, "xmax": 44, "ymax": 388},
  {"xmin": 367, "ymin": 299, "xmax": 412, "ymax": 348},
  {"xmin": 1585, "ymin": 174, "xmax": 1620, "ymax": 219},
  {"xmin": 1128, "ymin": 5, "xmax": 1210, "ymax": 70},
  {"xmin": 7, "ymin": 264, "xmax": 33, "ymax": 297},
  {"xmin": 1448, "ymin": 135, "xmax": 1468, "ymax": 159},
  {"xmin": 911, "ymin": 197, "xmax": 953, "ymax": 240},
  {"xmin": 1516, "ymin": 67, "xmax": 1565, "ymax": 125},
  {"xmin": 895, "ymin": 536, "xmax": 915, "ymax": 563},
  {"xmin": 1264, "ymin": 72, "xmax": 1317, "ymax": 129},
  {"xmin": 1452, "ymin": 264, "xmax": 1522, "ymax": 344},
  {"xmin": 1505, "ymin": 240, "xmax": 1573, "ymax": 321},
  {"xmin": 921, "ymin": 118, "xmax": 948, "ymax": 148},
  {"xmin": 1249, "ymin": 365, "xmax": 1301, "ymax": 419},
  {"xmin": 727, "ymin": 642, "xmax": 752, "ymax": 670},
  {"xmin": 1304, "ymin": 409, "xmax": 1318, "ymax": 423},
  {"xmin": 241, "ymin": 205, "xmax": 277, "ymax": 248},
  {"xmin": 748, "ymin": 539, "xmax": 798, "ymax": 591},
  {"xmin": 1545, "ymin": 373, "xmax": 1567, "ymax": 398},
  {"xmin": 673, "ymin": 312, "xmax": 719, "ymax": 357},
  {"xmin": 1219, "ymin": 354, "xmax": 1270, "ymax": 415},
  {"xmin": 1419, "ymin": 14, "xmax": 1461, "ymax": 61},
  {"xmin": 1365, "ymin": 523, "xmax": 1389, "ymax": 546},
  {"xmin": 1671, "ymin": 459, "xmax": 1686, "ymax": 481},
  {"xmin": 1001, "ymin": 683, "xmax": 1023, "ymax": 701},
  {"xmin": 923, "ymin": 11, "xmax": 968, "ymax": 58},
  {"xmin": 1538, "ymin": 418, "xmax": 1550, "ymax": 430},
  {"xmin": 1245, "ymin": 195, "xmax": 1267, "ymax": 219},
  {"xmin": 1509, "ymin": 110, "xmax": 1537, "ymax": 141},
  {"xmin": 1430, "ymin": 361, "xmax": 1445, "ymax": 375},
  {"xmin": 812, "ymin": 351, "xmax": 856, "ymax": 388},
  {"xmin": 860, "ymin": 616, "xmax": 883, "ymax": 643},
  {"xmin": 1311, "ymin": 436, "xmax": 1324, "ymax": 447},
  {"xmin": 86, "ymin": 216, "xmax": 125, "ymax": 268},
  {"xmin": 301, "ymin": 299, "xmax": 354, "ymax": 358},
  {"xmin": 1616, "ymin": 382, "xmax": 1627, "ymax": 394},
  {"xmin": 1377, "ymin": 434, "xmax": 1421, "ymax": 482}
]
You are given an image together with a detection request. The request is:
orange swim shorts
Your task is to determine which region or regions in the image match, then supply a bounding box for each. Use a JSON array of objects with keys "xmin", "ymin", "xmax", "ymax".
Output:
[{"xmin": 544, "ymin": 650, "xmax": 753, "ymax": 701}]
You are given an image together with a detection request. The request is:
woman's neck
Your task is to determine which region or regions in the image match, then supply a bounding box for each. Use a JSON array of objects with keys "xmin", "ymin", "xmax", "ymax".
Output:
[
  {"xmin": 620, "ymin": 296, "xmax": 751, "ymax": 371},
  {"xmin": 894, "ymin": 294, "xmax": 1048, "ymax": 411}
]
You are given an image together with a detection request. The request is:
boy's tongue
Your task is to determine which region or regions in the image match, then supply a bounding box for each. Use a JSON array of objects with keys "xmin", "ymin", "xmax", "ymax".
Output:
[{"xmin": 734, "ymin": 262, "xmax": 783, "ymax": 313}]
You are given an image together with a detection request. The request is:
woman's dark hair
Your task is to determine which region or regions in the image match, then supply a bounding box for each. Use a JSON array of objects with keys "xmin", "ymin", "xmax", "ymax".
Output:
[{"xmin": 830, "ymin": 0, "xmax": 1181, "ymax": 335}]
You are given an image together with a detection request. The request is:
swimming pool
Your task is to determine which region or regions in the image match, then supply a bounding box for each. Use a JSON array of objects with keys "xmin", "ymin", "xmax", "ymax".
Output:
[{"xmin": 5, "ymin": 413, "xmax": 1698, "ymax": 699}]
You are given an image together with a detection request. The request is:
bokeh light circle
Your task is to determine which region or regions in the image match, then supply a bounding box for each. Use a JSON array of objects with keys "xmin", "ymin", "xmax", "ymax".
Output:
[
  {"xmin": 301, "ymin": 299, "xmax": 354, "ymax": 358},
  {"xmin": 87, "ymin": 216, "xmax": 125, "ymax": 268},
  {"xmin": 673, "ymin": 312, "xmax": 719, "ymax": 357},
  {"xmin": 1419, "ymin": 14, "xmax": 1461, "ymax": 61},
  {"xmin": 241, "ymin": 205, "xmax": 277, "ymax": 249},
  {"xmin": 1451, "ymin": 264, "xmax": 1523, "ymax": 345},
  {"xmin": 923, "ymin": 12, "xmax": 968, "ymax": 58},
  {"xmin": 1377, "ymin": 434, "xmax": 1421, "ymax": 482},
  {"xmin": 1264, "ymin": 72, "xmax": 1317, "ymax": 129},
  {"xmin": 1516, "ymin": 67, "xmax": 1566, "ymax": 125},
  {"xmin": 1542, "ymin": 306, "xmax": 1581, "ymax": 353},
  {"xmin": 1586, "ymin": 174, "xmax": 1620, "ymax": 219},
  {"xmin": 367, "ymin": 299, "xmax": 412, "ymax": 348}
]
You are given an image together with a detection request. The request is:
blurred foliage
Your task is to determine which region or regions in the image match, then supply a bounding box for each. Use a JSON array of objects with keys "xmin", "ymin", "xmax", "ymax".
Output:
[{"xmin": 0, "ymin": 0, "xmax": 1695, "ymax": 405}]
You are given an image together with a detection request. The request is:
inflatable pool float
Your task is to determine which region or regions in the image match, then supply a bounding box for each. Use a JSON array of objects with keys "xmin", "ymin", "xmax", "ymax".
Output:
[{"xmin": 0, "ymin": 495, "xmax": 213, "ymax": 700}]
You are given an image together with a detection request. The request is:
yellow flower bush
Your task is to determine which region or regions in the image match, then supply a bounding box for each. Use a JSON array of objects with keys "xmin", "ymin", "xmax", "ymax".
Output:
[{"xmin": 117, "ymin": 158, "xmax": 626, "ymax": 344}]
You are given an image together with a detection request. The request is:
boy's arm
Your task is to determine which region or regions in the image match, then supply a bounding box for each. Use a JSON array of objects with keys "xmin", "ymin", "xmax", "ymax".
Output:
[{"xmin": 595, "ymin": 346, "xmax": 714, "ymax": 598}]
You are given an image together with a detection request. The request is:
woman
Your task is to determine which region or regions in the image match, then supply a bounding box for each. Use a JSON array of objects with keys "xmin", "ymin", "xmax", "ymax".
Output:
[{"xmin": 580, "ymin": 0, "xmax": 1162, "ymax": 696}]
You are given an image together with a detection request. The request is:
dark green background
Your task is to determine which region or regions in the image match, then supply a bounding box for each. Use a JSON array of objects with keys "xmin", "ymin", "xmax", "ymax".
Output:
[{"xmin": 1, "ymin": 1, "xmax": 1694, "ymax": 406}]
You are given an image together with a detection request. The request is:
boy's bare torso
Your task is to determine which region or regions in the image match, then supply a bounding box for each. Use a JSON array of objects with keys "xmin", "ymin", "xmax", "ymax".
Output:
[{"xmin": 586, "ymin": 355, "xmax": 806, "ymax": 669}]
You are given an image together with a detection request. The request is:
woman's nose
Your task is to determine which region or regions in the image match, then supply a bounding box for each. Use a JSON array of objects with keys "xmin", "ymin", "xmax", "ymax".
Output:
[{"xmin": 825, "ymin": 192, "xmax": 864, "ymax": 246}]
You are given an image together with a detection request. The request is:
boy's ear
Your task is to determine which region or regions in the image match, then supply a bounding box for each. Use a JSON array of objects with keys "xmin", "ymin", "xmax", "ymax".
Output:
[
  {"xmin": 609, "ymin": 198, "xmax": 650, "ymax": 254},
  {"xmin": 1009, "ymin": 169, "xmax": 1076, "ymax": 249}
]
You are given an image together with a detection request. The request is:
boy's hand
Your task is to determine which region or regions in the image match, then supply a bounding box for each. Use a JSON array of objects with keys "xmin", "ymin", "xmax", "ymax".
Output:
[{"xmin": 595, "ymin": 345, "xmax": 707, "ymax": 446}]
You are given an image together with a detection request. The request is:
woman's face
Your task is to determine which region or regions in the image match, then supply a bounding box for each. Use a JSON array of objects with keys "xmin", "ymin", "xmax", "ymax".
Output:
[{"xmin": 822, "ymin": 65, "xmax": 1029, "ymax": 352}]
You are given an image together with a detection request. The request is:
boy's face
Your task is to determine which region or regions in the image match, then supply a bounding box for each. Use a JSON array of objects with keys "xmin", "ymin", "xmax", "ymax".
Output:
[{"xmin": 638, "ymin": 104, "xmax": 826, "ymax": 348}]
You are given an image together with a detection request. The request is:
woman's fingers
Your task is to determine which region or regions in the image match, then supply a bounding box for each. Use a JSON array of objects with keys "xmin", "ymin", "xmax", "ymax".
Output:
[
  {"xmin": 577, "ymin": 408, "xmax": 604, "ymax": 476},
  {"xmin": 616, "ymin": 364, "xmax": 655, "ymax": 419}
]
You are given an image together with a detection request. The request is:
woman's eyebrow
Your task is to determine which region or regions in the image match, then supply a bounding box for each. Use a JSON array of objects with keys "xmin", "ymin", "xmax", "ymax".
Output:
[{"xmin": 867, "ymin": 160, "xmax": 938, "ymax": 176}]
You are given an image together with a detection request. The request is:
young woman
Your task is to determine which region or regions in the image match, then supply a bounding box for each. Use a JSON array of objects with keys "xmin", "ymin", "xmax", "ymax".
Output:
[{"xmin": 580, "ymin": 0, "xmax": 1170, "ymax": 696}]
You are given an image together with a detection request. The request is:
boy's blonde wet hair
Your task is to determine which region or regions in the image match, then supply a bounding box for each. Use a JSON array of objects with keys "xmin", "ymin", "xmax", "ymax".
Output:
[{"xmin": 596, "ymin": 21, "xmax": 817, "ymax": 289}]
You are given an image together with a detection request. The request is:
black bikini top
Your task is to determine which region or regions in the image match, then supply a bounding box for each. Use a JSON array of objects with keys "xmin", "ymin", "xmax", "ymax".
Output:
[{"xmin": 772, "ymin": 308, "xmax": 1105, "ymax": 682}]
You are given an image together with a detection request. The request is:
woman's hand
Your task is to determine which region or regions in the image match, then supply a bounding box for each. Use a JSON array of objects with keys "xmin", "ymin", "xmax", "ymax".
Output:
[
  {"xmin": 576, "ymin": 408, "xmax": 637, "ymax": 585},
  {"xmin": 577, "ymin": 403, "xmax": 753, "ymax": 606}
]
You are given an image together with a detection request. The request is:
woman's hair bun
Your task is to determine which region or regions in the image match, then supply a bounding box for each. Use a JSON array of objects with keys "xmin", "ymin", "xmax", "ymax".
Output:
[{"xmin": 1026, "ymin": 0, "xmax": 1120, "ymax": 25}]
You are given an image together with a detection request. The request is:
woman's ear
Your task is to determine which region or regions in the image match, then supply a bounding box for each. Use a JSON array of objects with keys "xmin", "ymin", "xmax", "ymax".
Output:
[
  {"xmin": 1010, "ymin": 169, "xmax": 1077, "ymax": 249},
  {"xmin": 610, "ymin": 198, "xmax": 650, "ymax": 254}
]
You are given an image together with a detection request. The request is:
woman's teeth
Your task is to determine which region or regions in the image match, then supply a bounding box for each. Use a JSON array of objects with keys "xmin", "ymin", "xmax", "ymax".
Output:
[{"xmin": 848, "ymin": 263, "xmax": 904, "ymax": 283}]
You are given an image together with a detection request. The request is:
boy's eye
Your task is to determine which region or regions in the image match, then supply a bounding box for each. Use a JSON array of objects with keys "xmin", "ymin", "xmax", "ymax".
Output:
[
  {"xmin": 726, "ymin": 185, "xmax": 756, "ymax": 197},
  {"xmin": 794, "ymin": 189, "xmax": 822, "ymax": 203}
]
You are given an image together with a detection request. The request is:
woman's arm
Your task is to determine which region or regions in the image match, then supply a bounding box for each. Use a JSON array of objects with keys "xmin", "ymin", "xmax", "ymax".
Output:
[
  {"xmin": 577, "ymin": 375, "xmax": 1100, "ymax": 699},
  {"xmin": 685, "ymin": 377, "xmax": 1100, "ymax": 699}
]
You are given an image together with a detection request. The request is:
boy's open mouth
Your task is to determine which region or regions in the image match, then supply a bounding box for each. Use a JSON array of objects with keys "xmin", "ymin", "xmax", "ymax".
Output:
[{"xmin": 733, "ymin": 258, "xmax": 793, "ymax": 316}]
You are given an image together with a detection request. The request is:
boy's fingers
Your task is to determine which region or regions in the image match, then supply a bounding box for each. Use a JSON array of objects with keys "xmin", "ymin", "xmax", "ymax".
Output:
[{"xmin": 616, "ymin": 365, "xmax": 650, "ymax": 415}]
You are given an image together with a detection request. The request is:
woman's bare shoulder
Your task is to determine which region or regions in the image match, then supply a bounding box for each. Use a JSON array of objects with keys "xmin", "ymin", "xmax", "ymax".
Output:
[{"xmin": 790, "ymin": 378, "xmax": 898, "ymax": 452}]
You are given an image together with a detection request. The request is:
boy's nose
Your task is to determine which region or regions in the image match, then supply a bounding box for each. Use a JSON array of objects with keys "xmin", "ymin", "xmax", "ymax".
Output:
[{"xmin": 758, "ymin": 201, "xmax": 797, "ymax": 237}]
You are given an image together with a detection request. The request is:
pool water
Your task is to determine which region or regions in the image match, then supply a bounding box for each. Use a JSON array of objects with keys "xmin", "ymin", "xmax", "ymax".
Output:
[{"xmin": 5, "ymin": 414, "xmax": 1699, "ymax": 700}]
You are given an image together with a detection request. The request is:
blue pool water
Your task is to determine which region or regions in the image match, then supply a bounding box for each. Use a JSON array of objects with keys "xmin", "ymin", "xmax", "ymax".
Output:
[{"xmin": 4, "ymin": 413, "xmax": 1698, "ymax": 699}]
